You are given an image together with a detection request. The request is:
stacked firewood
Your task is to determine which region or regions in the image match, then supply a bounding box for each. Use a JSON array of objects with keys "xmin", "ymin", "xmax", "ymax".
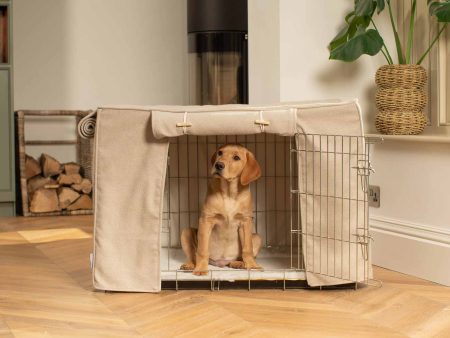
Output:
[{"xmin": 25, "ymin": 153, "xmax": 93, "ymax": 213}]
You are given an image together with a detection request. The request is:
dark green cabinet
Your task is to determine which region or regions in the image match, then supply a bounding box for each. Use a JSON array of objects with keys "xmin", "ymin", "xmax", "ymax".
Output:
[{"xmin": 0, "ymin": 1, "xmax": 14, "ymax": 216}]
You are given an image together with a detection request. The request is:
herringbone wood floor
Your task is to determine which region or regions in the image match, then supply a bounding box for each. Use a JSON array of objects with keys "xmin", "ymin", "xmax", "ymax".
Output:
[{"xmin": 0, "ymin": 216, "xmax": 449, "ymax": 337}]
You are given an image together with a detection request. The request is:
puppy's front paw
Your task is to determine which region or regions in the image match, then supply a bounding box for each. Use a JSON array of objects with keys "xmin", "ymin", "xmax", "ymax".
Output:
[
  {"xmin": 229, "ymin": 260, "xmax": 245, "ymax": 269},
  {"xmin": 180, "ymin": 262, "xmax": 195, "ymax": 271},
  {"xmin": 193, "ymin": 261, "xmax": 209, "ymax": 276},
  {"xmin": 193, "ymin": 269, "xmax": 208, "ymax": 276},
  {"xmin": 243, "ymin": 258, "xmax": 263, "ymax": 270}
]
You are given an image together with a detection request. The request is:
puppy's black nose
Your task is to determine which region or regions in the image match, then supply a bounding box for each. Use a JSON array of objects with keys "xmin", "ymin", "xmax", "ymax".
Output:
[{"xmin": 215, "ymin": 162, "xmax": 225, "ymax": 171}]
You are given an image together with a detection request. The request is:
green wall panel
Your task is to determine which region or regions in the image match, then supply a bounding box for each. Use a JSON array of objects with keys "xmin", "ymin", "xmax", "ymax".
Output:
[
  {"xmin": 0, "ymin": 202, "xmax": 14, "ymax": 217},
  {"xmin": 0, "ymin": 69, "xmax": 13, "ymax": 202},
  {"xmin": 0, "ymin": 1, "xmax": 15, "ymax": 216}
]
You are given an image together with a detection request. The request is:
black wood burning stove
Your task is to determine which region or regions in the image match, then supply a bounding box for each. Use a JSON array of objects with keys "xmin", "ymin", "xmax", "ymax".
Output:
[{"xmin": 187, "ymin": 0, "xmax": 248, "ymax": 105}]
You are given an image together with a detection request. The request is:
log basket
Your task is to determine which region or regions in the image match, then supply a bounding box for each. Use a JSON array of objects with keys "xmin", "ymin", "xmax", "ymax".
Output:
[{"xmin": 15, "ymin": 110, "xmax": 94, "ymax": 216}]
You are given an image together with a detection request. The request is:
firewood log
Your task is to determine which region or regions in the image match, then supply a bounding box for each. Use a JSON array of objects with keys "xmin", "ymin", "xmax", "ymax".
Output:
[
  {"xmin": 41, "ymin": 153, "xmax": 62, "ymax": 177},
  {"xmin": 58, "ymin": 187, "xmax": 80, "ymax": 209},
  {"xmin": 44, "ymin": 184, "xmax": 60, "ymax": 189},
  {"xmin": 63, "ymin": 162, "xmax": 81, "ymax": 175},
  {"xmin": 29, "ymin": 188, "xmax": 60, "ymax": 213},
  {"xmin": 27, "ymin": 176, "xmax": 57, "ymax": 197},
  {"xmin": 25, "ymin": 154, "xmax": 42, "ymax": 179},
  {"xmin": 58, "ymin": 173, "xmax": 82, "ymax": 185},
  {"xmin": 71, "ymin": 178, "xmax": 92, "ymax": 194},
  {"xmin": 67, "ymin": 194, "xmax": 92, "ymax": 211}
]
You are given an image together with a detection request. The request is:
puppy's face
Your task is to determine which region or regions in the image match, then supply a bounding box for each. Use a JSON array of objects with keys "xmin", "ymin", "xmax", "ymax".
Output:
[{"xmin": 210, "ymin": 144, "xmax": 261, "ymax": 185}]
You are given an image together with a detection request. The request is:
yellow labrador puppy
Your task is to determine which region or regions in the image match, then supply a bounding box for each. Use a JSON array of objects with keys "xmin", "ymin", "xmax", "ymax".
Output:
[{"xmin": 180, "ymin": 144, "xmax": 262, "ymax": 276}]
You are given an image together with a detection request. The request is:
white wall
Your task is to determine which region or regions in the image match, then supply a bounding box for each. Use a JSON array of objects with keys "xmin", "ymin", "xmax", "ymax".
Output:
[
  {"xmin": 371, "ymin": 142, "xmax": 450, "ymax": 229},
  {"xmin": 14, "ymin": 0, "xmax": 187, "ymax": 109},
  {"xmin": 248, "ymin": 0, "xmax": 280, "ymax": 104},
  {"xmin": 13, "ymin": 0, "xmax": 187, "ymax": 161}
]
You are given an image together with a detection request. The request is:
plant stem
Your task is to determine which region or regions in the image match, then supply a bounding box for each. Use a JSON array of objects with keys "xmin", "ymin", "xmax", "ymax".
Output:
[
  {"xmin": 380, "ymin": 48, "xmax": 392, "ymax": 64},
  {"xmin": 387, "ymin": 0, "xmax": 405, "ymax": 64},
  {"xmin": 371, "ymin": 19, "xmax": 394, "ymax": 64},
  {"xmin": 406, "ymin": 0, "xmax": 417, "ymax": 64},
  {"xmin": 417, "ymin": 22, "xmax": 448, "ymax": 65}
]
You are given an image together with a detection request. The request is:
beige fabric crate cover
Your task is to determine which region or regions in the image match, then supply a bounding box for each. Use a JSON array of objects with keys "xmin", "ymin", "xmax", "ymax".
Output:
[{"xmin": 84, "ymin": 100, "xmax": 371, "ymax": 292}]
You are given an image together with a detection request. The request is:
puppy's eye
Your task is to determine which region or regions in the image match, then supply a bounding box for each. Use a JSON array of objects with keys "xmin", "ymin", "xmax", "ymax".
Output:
[
  {"xmin": 233, "ymin": 155, "xmax": 240, "ymax": 161},
  {"xmin": 218, "ymin": 151, "xmax": 223, "ymax": 156}
]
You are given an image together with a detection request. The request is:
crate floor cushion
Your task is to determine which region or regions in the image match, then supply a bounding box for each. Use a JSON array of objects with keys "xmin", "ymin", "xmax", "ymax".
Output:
[{"xmin": 81, "ymin": 100, "xmax": 371, "ymax": 292}]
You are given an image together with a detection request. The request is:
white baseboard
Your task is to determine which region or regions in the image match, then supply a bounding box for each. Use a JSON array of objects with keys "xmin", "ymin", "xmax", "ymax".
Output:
[{"xmin": 370, "ymin": 216, "xmax": 450, "ymax": 286}]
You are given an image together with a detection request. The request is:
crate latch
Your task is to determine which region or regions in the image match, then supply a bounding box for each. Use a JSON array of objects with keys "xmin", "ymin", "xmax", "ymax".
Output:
[
  {"xmin": 353, "ymin": 231, "xmax": 374, "ymax": 261},
  {"xmin": 353, "ymin": 159, "xmax": 375, "ymax": 193}
]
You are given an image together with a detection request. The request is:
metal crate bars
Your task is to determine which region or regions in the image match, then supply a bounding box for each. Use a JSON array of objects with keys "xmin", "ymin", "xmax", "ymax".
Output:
[
  {"xmin": 292, "ymin": 133, "xmax": 374, "ymax": 287},
  {"xmin": 160, "ymin": 132, "xmax": 376, "ymax": 290}
]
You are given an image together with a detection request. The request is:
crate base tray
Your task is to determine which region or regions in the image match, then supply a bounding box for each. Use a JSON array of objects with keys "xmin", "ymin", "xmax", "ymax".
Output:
[{"xmin": 161, "ymin": 247, "xmax": 306, "ymax": 282}]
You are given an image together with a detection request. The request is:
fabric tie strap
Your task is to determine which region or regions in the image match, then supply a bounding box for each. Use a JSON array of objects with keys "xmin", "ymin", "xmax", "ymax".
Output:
[
  {"xmin": 78, "ymin": 110, "xmax": 97, "ymax": 139},
  {"xmin": 176, "ymin": 111, "xmax": 192, "ymax": 134},
  {"xmin": 254, "ymin": 110, "xmax": 270, "ymax": 132}
]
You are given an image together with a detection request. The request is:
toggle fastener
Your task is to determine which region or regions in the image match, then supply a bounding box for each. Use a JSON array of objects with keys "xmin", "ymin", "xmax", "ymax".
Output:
[
  {"xmin": 254, "ymin": 111, "xmax": 270, "ymax": 132},
  {"xmin": 254, "ymin": 119, "xmax": 270, "ymax": 126},
  {"xmin": 176, "ymin": 112, "xmax": 192, "ymax": 134},
  {"xmin": 176, "ymin": 122, "xmax": 193, "ymax": 128}
]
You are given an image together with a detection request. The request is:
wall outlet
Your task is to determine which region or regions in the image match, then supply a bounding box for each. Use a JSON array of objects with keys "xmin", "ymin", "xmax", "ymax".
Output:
[{"xmin": 368, "ymin": 185, "xmax": 380, "ymax": 208}]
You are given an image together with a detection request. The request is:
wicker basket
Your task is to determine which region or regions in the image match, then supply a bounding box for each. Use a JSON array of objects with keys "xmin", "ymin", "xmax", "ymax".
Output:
[
  {"xmin": 375, "ymin": 64, "xmax": 427, "ymax": 89},
  {"xmin": 15, "ymin": 110, "xmax": 94, "ymax": 216},
  {"xmin": 375, "ymin": 65, "xmax": 428, "ymax": 135},
  {"xmin": 375, "ymin": 111, "xmax": 427, "ymax": 135},
  {"xmin": 376, "ymin": 88, "xmax": 427, "ymax": 112}
]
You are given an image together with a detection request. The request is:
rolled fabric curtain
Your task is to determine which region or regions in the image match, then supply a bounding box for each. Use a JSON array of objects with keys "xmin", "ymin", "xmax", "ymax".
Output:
[{"xmin": 78, "ymin": 110, "xmax": 97, "ymax": 139}]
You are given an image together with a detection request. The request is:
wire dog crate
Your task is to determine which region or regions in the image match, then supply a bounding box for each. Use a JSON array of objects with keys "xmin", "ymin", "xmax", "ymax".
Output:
[{"xmin": 160, "ymin": 132, "xmax": 375, "ymax": 290}]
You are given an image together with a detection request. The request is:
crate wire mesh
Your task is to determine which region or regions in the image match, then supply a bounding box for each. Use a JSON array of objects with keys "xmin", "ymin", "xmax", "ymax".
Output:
[
  {"xmin": 292, "ymin": 134, "xmax": 373, "ymax": 286},
  {"xmin": 160, "ymin": 133, "xmax": 375, "ymax": 290}
]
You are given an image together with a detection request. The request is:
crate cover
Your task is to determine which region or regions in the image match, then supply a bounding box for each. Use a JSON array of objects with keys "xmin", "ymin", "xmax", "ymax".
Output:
[{"xmin": 79, "ymin": 100, "xmax": 372, "ymax": 292}]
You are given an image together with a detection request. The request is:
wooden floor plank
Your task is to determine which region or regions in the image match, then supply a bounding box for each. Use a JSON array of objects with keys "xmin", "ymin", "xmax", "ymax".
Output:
[
  {"xmin": 0, "ymin": 226, "xmax": 140, "ymax": 337},
  {"xmin": 0, "ymin": 317, "xmax": 14, "ymax": 338},
  {"xmin": 1, "ymin": 215, "xmax": 450, "ymax": 338}
]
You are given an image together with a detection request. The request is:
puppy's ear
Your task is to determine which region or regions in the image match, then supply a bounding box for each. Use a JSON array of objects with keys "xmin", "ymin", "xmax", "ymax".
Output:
[
  {"xmin": 240, "ymin": 151, "xmax": 261, "ymax": 186},
  {"xmin": 210, "ymin": 151, "xmax": 217, "ymax": 166}
]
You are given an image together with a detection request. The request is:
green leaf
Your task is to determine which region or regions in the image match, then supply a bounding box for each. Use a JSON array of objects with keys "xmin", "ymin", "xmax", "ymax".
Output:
[
  {"xmin": 329, "ymin": 27, "xmax": 350, "ymax": 50},
  {"xmin": 329, "ymin": 29, "xmax": 384, "ymax": 62},
  {"xmin": 345, "ymin": 11, "xmax": 355, "ymax": 23},
  {"xmin": 329, "ymin": 0, "xmax": 388, "ymax": 62},
  {"xmin": 355, "ymin": 0, "xmax": 376, "ymax": 16},
  {"xmin": 329, "ymin": 15, "xmax": 370, "ymax": 51},
  {"xmin": 376, "ymin": 0, "xmax": 385, "ymax": 13},
  {"xmin": 429, "ymin": 1, "xmax": 450, "ymax": 22}
]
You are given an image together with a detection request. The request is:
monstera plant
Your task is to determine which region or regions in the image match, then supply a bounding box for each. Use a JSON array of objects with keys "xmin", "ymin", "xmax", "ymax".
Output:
[
  {"xmin": 329, "ymin": 0, "xmax": 450, "ymax": 135},
  {"xmin": 329, "ymin": 0, "xmax": 450, "ymax": 64}
]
